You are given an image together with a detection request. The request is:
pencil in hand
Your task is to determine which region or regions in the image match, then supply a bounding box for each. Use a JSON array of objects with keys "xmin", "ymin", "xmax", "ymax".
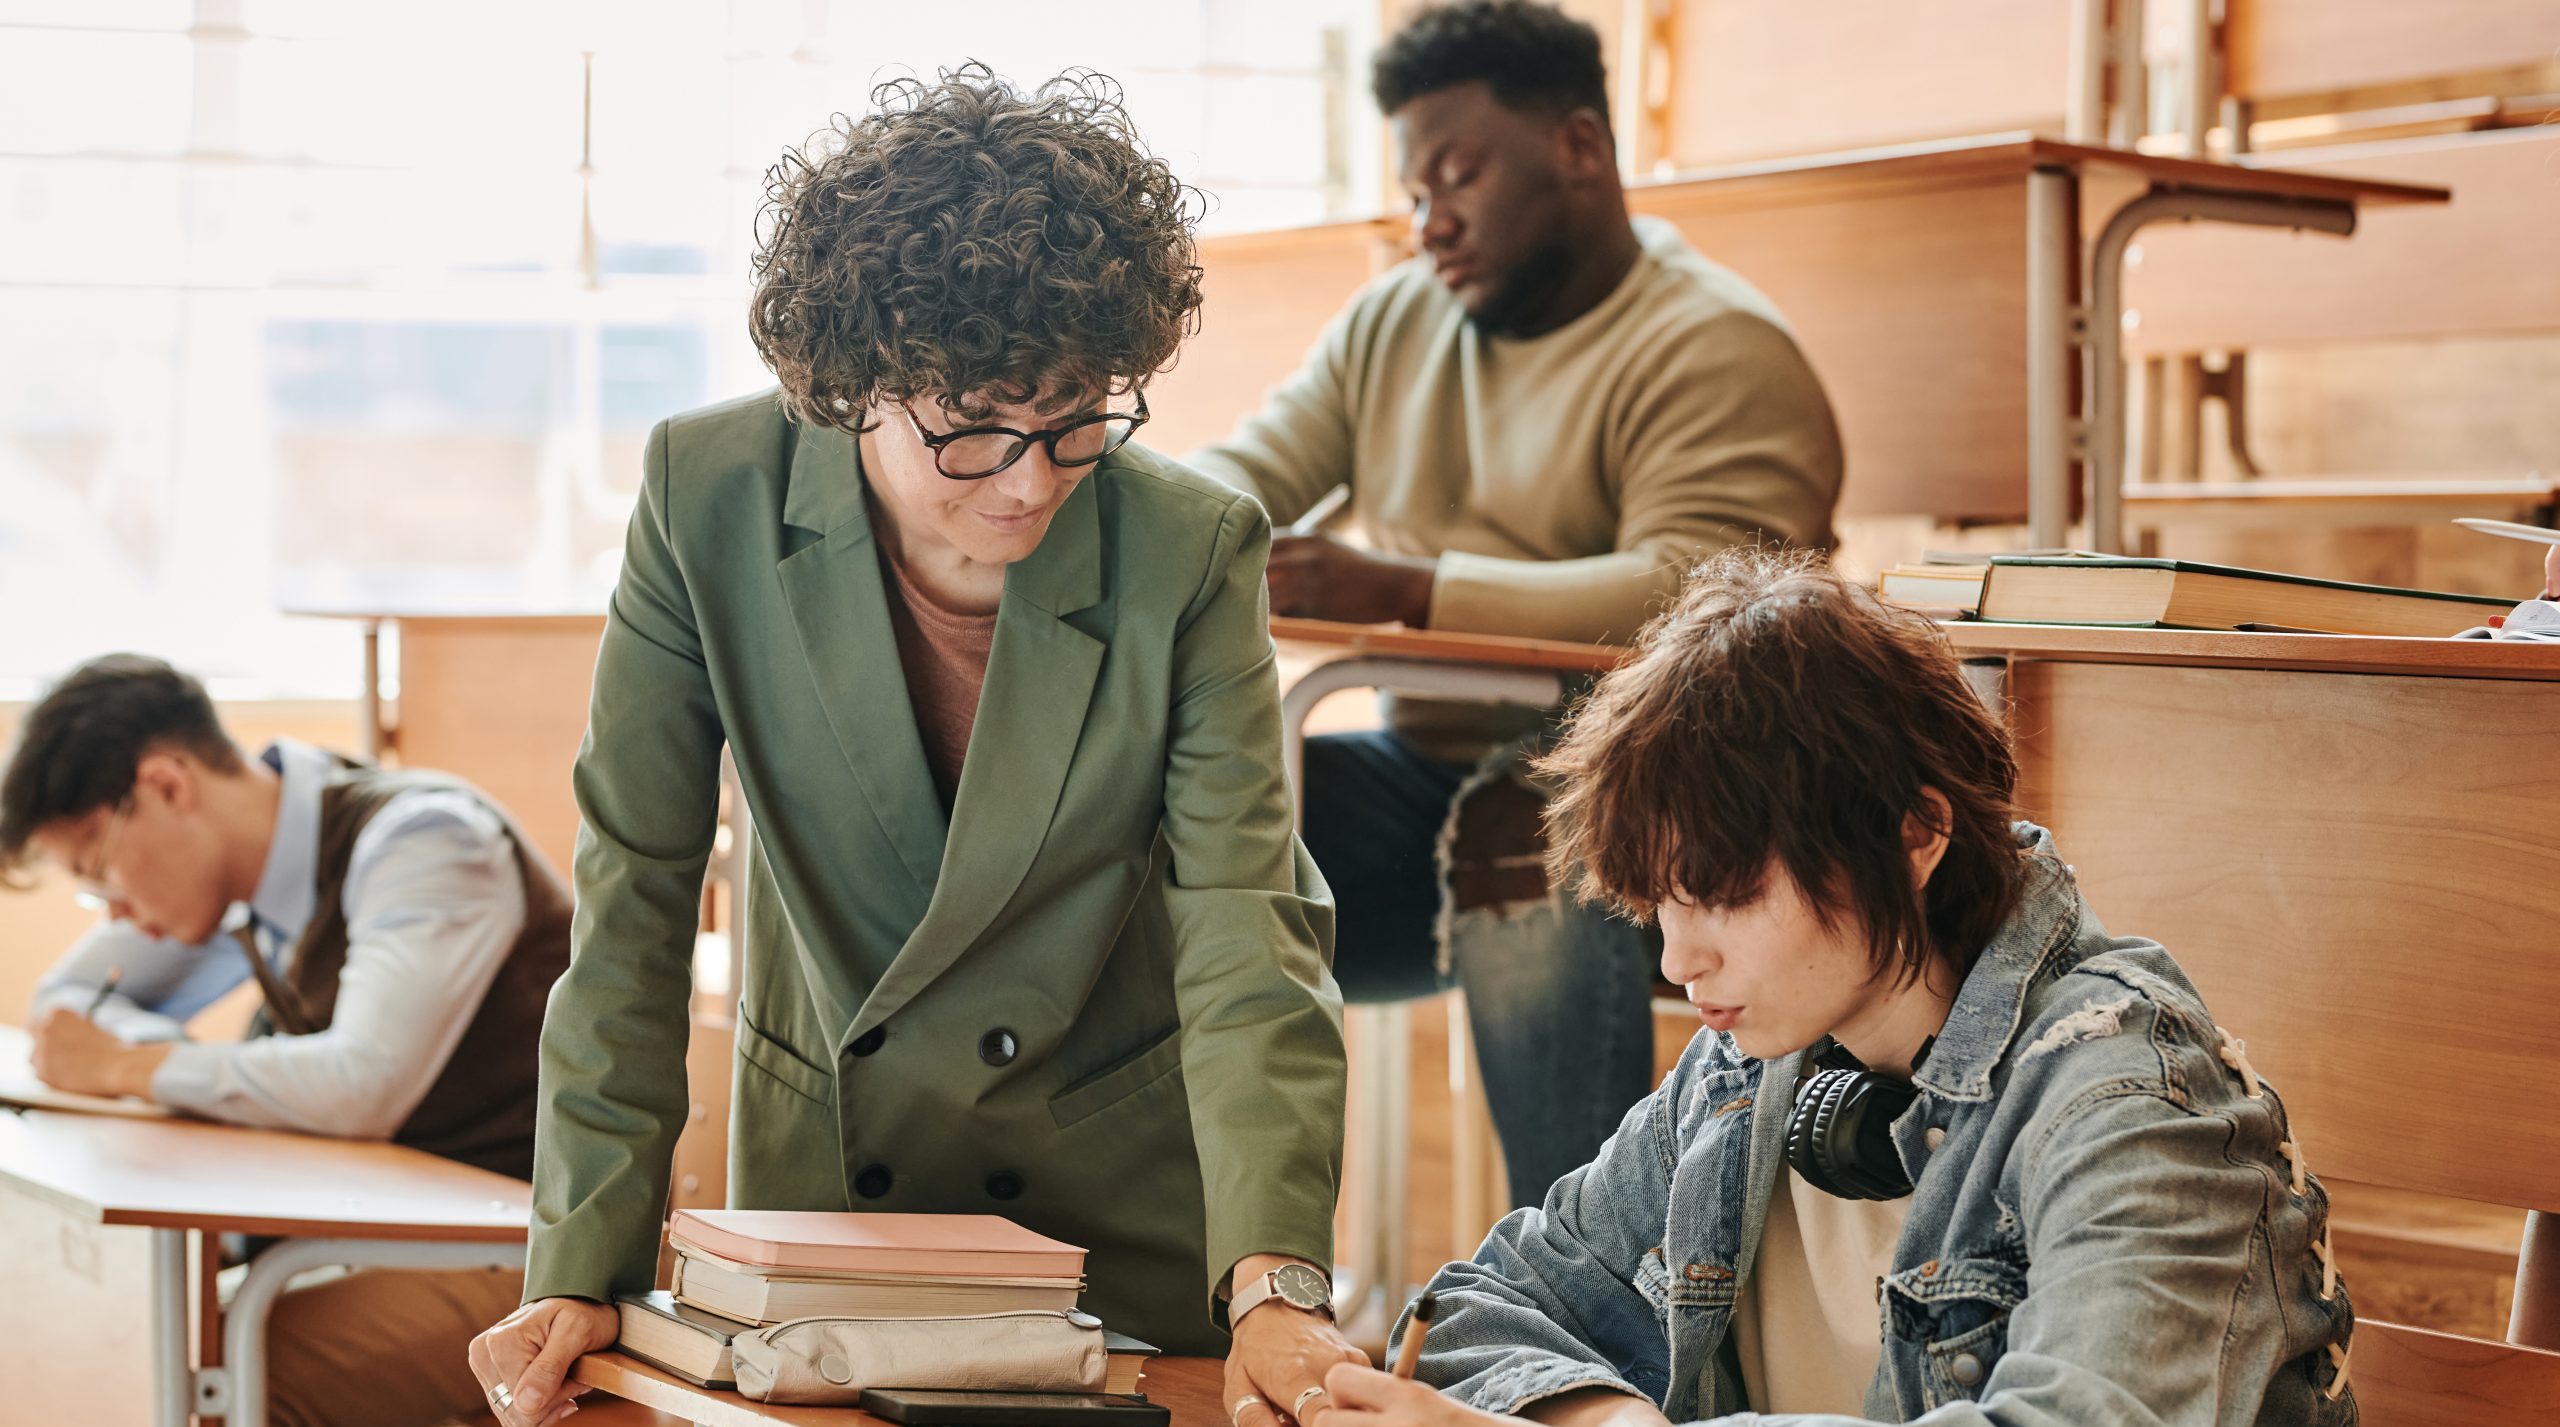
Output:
[
  {"xmin": 83, "ymin": 967, "xmax": 125, "ymax": 1020},
  {"xmin": 1284, "ymin": 484, "xmax": 1352, "ymax": 539},
  {"xmin": 1390, "ymin": 1290, "xmax": 1438, "ymax": 1379}
]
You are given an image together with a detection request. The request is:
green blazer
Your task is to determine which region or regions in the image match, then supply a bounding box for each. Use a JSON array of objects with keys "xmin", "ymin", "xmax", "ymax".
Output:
[{"xmin": 523, "ymin": 392, "xmax": 1345, "ymax": 1353}]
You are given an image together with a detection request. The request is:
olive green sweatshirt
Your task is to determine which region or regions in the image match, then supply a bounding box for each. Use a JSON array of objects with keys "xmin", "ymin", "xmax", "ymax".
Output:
[{"xmin": 1188, "ymin": 216, "xmax": 1844, "ymax": 762}]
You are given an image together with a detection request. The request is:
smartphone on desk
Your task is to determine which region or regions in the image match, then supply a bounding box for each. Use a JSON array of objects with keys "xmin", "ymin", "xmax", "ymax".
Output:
[{"xmin": 857, "ymin": 1388, "xmax": 1171, "ymax": 1426}]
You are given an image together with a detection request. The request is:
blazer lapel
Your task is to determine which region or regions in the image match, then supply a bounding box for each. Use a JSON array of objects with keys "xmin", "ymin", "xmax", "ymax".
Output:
[
  {"xmin": 852, "ymin": 474, "xmax": 1108, "ymax": 1037},
  {"xmin": 776, "ymin": 423, "xmax": 948, "ymax": 896}
]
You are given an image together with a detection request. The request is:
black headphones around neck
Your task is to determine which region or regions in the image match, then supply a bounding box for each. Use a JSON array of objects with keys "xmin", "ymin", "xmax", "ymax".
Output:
[{"xmin": 1783, "ymin": 1037, "xmax": 1933, "ymax": 1202}]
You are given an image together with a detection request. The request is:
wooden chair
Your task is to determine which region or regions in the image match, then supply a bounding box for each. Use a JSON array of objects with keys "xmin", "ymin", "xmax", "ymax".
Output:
[
  {"xmin": 1653, "ymin": 0, "xmax": 2079, "ymax": 165},
  {"xmin": 2124, "ymin": 128, "xmax": 2560, "ymax": 358},
  {"xmin": 2221, "ymin": 0, "xmax": 2560, "ymax": 134}
]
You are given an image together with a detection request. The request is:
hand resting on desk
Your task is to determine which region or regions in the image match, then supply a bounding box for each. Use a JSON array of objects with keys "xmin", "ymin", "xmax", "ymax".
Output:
[
  {"xmin": 1265, "ymin": 535, "xmax": 1437, "ymax": 628},
  {"xmin": 469, "ymin": 1295, "xmax": 617, "ymax": 1427}
]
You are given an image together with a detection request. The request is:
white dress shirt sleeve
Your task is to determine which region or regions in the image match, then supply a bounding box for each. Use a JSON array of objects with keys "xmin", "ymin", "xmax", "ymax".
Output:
[
  {"xmin": 29, "ymin": 920, "xmax": 250, "ymax": 1043},
  {"xmin": 148, "ymin": 790, "xmax": 529, "ymax": 1137}
]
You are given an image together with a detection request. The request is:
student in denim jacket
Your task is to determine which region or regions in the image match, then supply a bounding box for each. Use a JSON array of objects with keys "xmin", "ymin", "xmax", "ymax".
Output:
[{"xmin": 1314, "ymin": 548, "xmax": 2355, "ymax": 1427}]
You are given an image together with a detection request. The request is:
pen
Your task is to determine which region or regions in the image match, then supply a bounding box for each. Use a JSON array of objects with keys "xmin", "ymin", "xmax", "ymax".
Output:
[
  {"xmin": 84, "ymin": 968, "xmax": 123, "ymax": 1020},
  {"xmin": 1285, "ymin": 484, "xmax": 1352, "ymax": 538},
  {"xmin": 1391, "ymin": 1290, "xmax": 1437, "ymax": 1379},
  {"xmin": 2452, "ymin": 517, "xmax": 2560, "ymax": 547}
]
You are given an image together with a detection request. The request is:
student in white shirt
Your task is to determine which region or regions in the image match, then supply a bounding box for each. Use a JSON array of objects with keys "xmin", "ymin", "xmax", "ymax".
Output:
[{"xmin": 2, "ymin": 653, "xmax": 571, "ymax": 1427}]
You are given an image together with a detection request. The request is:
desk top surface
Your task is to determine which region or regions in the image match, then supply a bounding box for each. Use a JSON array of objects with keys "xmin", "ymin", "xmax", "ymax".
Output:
[
  {"xmin": 0, "ymin": 1099, "xmax": 530, "ymax": 1239},
  {"xmin": 283, "ymin": 612, "xmax": 2560, "ymax": 683},
  {"xmin": 1195, "ymin": 133, "xmax": 2452, "ymax": 248},
  {"xmin": 1270, "ymin": 618, "xmax": 1625, "ymax": 673},
  {"xmin": 1277, "ymin": 616, "xmax": 2560, "ymax": 682},
  {"xmin": 1631, "ymin": 131, "xmax": 2451, "ymax": 212},
  {"xmin": 1940, "ymin": 621, "xmax": 2560, "ymax": 681},
  {"xmin": 573, "ymin": 1352, "xmax": 1226, "ymax": 1427}
]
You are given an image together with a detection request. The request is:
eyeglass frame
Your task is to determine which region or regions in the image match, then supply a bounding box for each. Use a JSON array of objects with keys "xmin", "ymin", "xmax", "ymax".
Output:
[
  {"xmin": 903, "ymin": 391, "xmax": 1150, "ymax": 480},
  {"xmin": 70, "ymin": 796, "xmax": 134, "ymax": 908}
]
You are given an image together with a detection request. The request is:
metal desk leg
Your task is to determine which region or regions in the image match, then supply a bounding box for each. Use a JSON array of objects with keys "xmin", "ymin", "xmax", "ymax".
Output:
[
  {"xmin": 358, "ymin": 618, "xmax": 385, "ymax": 761},
  {"xmin": 2026, "ymin": 166, "xmax": 2081, "ymax": 553},
  {"xmin": 1277, "ymin": 655, "xmax": 1566, "ymax": 1337},
  {"xmin": 213, "ymin": 1237, "xmax": 528, "ymax": 1427},
  {"xmin": 153, "ymin": 1227, "xmax": 191, "ymax": 1427},
  {"xmin": 2083, "ymin": 187, "xmax": 2354, "ymax": 554},
  {"xmin": 2515, "ymin": 1210, "xmax": 2560, "ymax": 1348}
]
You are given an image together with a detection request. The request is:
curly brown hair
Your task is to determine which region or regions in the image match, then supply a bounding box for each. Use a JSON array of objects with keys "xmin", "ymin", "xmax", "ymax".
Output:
[
  {"xmin": 1537, "ymin": 547, "xmax": 2027, "ymax": 986},
  {"xmin": 749, "ymin": 64, "xmax": 1206, "ymax": 430}
]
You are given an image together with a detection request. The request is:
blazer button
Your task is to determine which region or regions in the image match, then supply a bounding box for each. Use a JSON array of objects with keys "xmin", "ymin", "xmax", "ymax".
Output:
[
  {"xmin": 854, "ymin": 1164, "xmax": 893, "ymax": 1199},
  {"xmin": 986, "ymin": 1171, "xmax": 1025, "ymax": 1201},
  {"xmin": 850, "ymin": 1027, "xmax": 886, "ymax": 1057},
  {"xmin": 979, "ymin": 1028, "xmax": 1019, "ymax": 1067}
]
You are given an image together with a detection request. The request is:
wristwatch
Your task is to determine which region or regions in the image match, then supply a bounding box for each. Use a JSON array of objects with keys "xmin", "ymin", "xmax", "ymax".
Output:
[{"xmin": 1229, "ymin": 1262, "xmax": 1335, "ymax": 1326}]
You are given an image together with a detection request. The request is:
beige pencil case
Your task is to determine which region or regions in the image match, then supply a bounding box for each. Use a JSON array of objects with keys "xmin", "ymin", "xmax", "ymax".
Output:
[{"xmin": 731, "ymin": 1308, "xmax": 1108, "ymax": 1404}]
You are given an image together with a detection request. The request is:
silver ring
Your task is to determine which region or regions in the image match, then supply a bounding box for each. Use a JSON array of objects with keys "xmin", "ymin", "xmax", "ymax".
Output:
[
  {"xmin": 1232, "ymin": 1395, "xmax": 1264, "ymax": 1425},
  {"xmin": 1294, "ymin": 1386, "xmax": 1329, "ymax": 1417},
  {"xmin": 491, "ymin": 1382, "xmax": 516, "ymax": 1411}
]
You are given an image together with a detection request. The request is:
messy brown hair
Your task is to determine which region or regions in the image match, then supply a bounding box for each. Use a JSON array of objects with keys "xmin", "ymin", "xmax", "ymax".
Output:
[
  {"xmin": 1538, "ymin": 548, "xmax": 2026, "ymax": 984},
  {"xmin": 749, "ymin": 63, "xmax": 1205, "ymax": 429}
]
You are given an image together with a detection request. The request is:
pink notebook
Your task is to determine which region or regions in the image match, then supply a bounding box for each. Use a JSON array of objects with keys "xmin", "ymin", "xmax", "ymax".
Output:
[{"xmin": 666, "ymin": 1211, "xmax": 1087, "ymax": 1278}]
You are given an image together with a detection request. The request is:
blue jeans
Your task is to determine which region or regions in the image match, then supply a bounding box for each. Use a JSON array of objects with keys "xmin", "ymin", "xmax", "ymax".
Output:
[{"xmin": 1299, "ymin": 729, "xmax": 1659, "ymax": 1209}]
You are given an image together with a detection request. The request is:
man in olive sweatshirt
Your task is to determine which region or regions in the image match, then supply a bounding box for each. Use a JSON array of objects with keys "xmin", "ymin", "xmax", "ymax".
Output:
[{"xmin": 1188, "ymin": 0, "xmax": 1843, "ymax": 1207}]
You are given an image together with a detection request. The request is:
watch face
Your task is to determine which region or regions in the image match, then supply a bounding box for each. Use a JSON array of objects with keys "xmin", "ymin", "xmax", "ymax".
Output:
[{"xmin": 1273, "ymin": 1262, "xmax": 1332, "ymax": 1310}]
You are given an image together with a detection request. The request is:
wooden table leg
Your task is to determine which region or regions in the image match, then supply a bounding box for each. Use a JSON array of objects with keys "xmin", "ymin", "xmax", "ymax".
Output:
[{"xmin": 198, "ymin": 1228, "xmax": 225, "ymax": 1425}]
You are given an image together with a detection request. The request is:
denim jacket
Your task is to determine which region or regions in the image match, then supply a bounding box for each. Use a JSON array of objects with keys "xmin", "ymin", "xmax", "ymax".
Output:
[{"xmin": 1406, "ymin": 824, "xmax": 2355, "ymax": 1426}]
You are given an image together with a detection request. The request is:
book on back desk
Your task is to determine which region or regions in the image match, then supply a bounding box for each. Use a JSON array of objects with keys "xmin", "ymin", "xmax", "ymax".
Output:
[
  {"xmin": 1977, "ymin": 556, "xmax": 2513, "ymax": 637},
  {"xmin": 1876, "ymin": 563, "xmax": 1989, "ymax": 614}
]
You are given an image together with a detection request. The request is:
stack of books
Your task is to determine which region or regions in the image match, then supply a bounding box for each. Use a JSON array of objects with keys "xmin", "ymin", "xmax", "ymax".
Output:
[
  {"xmin": 615, "ymin": 1210, "xmax": 1155, "ymax": 1393},
  {"xmin": 1972, "ymin": 556, "xmax": 2513, "ymax": 636},
  {"xmin": 1877, "ymin": 552, "xmax": 2515, "ymax": 638}
]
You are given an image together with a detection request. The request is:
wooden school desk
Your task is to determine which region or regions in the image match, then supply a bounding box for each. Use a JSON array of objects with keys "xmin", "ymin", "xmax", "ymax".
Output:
[
  {"xmin": 0, "ymin": 1080, "xmax": 529, "ymax": 1427},
  {"xmin": 1943, "ymin": 622, "xmax": 2560, "ymax": 1411},
  {"xmin": 1154, "ymin": 137, "xmax": 2449, "ymax": 552},
  {"xmin": 570, "ymin": 1349, "xmax": 1228, "ymax": 1427}
]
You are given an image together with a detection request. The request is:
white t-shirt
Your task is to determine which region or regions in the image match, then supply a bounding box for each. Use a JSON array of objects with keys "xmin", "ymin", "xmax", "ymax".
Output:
[{"xmin": 1730, "ymin": 1167, "xmax": 1913, "ymax": 1415}]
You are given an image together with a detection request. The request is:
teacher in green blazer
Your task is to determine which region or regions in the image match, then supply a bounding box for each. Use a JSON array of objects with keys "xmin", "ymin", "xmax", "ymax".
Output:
[{"xmin": 469, "ymin": 66, "xmax": 1358, "ymax": 1427}]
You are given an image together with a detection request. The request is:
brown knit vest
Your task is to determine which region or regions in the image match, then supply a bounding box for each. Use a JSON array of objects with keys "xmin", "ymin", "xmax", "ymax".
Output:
[{"xmin": 242, "ymin": 757, "xmax": 571, "ymax": 1180}]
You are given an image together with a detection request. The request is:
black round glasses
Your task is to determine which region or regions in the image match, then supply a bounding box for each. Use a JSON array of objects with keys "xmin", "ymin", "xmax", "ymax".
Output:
[{"xmin": 905, "ymin": 392, "xmax": 1150, "ymax": 480}]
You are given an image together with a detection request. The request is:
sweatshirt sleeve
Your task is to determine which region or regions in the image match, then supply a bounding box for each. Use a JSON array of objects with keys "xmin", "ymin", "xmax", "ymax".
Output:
[
  {"xmin": 1182, "ymin": 295, "xmax": 1365, "ymax": 528},
  {"xmin": 1158, "ymin": 494, "xmax": 1346, "ymax": 1312},
  {"xmin": 521, "ymin": 418, "xmax": 726, "ymax": 1304}
]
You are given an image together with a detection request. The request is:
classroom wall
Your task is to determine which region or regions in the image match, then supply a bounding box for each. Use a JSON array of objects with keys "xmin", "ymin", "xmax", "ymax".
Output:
[{"xmin": 0, "ymin": 700, "xmax": 364, "ymax": 1024}]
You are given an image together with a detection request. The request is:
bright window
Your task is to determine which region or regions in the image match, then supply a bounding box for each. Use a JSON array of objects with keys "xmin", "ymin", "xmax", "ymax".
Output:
[{"xmin": 0, "ymin": 0, "xmax": 1379, "ymax": 695}]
